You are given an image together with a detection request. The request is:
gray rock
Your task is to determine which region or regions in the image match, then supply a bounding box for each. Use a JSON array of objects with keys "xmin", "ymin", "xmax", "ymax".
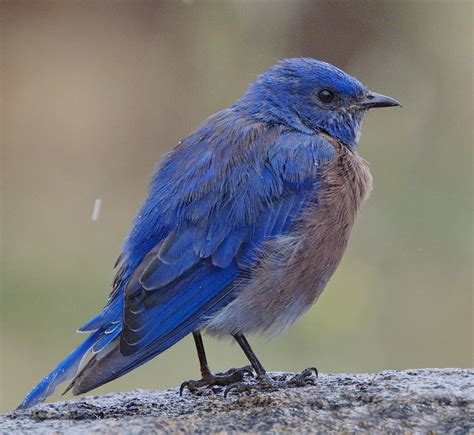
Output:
[{"xmin": 2, "ymin": 369, "xmax": 473, "ymax": 433}]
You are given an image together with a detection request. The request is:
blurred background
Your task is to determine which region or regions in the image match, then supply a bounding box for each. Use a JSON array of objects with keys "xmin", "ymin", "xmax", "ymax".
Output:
[{"xmin": 1, "ymin": 0, "xmax": 472, "ymax": 412}]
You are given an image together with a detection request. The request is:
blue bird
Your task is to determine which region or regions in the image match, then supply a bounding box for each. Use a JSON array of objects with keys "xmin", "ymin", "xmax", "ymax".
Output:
[{"xmin": 19, "ymin": 58, "xmax": 400, "ymax": 409}]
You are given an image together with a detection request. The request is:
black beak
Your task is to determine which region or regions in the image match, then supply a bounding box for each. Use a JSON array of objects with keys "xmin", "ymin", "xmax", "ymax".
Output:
[{"xmin": 358, "ymin": 91, "xmax": 401, "ymax": 109}]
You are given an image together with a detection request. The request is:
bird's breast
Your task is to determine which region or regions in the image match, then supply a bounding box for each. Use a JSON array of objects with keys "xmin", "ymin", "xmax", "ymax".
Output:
[
  {"xmin": 294, "ymin": 139, "xmax": 373, "ymax": 298},
  {"xmin": 204, "ymin": 138, "xmax": 373, "ymax": 338},
  {"xmin": 315, "ymin": 135, "xmax": 373, "ymax": 222}
]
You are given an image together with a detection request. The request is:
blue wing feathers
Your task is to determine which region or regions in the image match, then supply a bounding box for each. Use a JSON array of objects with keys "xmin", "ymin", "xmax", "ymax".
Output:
[
  {"xmin": 141, "ymin": 251, "xmax": 199, "ymax": 290},
  {"xmin": 121, "ymin": 262, "xmax": 239, "ymax": 355},
  {"xmin": 91, "ymin": 327, "xmax": 121, "ymax": 354},
  {"xmin": 211, "ymin": 226, "xmax": 248, "ymax": 268},
  {"xmin": 77, "ymin": 294, "xmax": 124, "ymax": 333},
  {"xmin": 157, "ymin": 231, "xmax": 195, "ymax": 264},
  {"xmin": 77, "ymin": 313, "xmax": 103, "ymax": 333}
]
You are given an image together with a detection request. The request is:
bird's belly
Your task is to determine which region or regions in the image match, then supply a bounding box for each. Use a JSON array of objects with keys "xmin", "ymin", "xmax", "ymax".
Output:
[{"xmin": 204, "ymin": 145, "xmax": 372, "ymax": 338}]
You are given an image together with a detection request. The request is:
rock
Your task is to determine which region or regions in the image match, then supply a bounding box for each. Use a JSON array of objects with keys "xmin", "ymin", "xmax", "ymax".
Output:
[{"xmin": 2, "ymin": 369, "xmax": 473, "ymax": 433}]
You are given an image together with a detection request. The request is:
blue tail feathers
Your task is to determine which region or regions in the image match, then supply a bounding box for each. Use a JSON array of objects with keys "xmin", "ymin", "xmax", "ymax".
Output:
[{"xmin": 17, "ymin": 329, "xmax": 102, "ymax": 410}]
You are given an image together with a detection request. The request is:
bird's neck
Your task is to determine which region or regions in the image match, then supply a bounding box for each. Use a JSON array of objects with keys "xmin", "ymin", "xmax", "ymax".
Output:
[
  {"xmin": 233, "ymin": 96, "xmax": 362, "ymax": 149},
  {"xmin": 232, "ymin": 94, "xmax": 315, "ymax": 136}
]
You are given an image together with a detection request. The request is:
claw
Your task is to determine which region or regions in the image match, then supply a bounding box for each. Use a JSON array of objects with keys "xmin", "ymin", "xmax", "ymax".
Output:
[
  {"xmin": 223, "ymin": 382, "xmax": 236, "ymax": 399},
  {"xmin": 303, "ymin": 366, "xmax": 319, "ymax": 377},
  {"xmin": 224, "ymin": 381, "xmax": 252, "ymax": 398},
  {"xmin": 289, "ymin": 366, "xmax": 318, "ymax": 386},
  {"xmin": 234, "ymin": 365, "xmax": 254, "ymax": 378},
  {"xmin": 179, "ymin": 365, "xmax": 255, "ymax": 396},
  {"xmin": 179, "ymin": 381, "xmax": 188, "ymax": 396},
  {"xmin": 180, "ymin": 379, "xmax": 205, "ymax": 396},
  {"xmin": 223, "ymin": 367, "xmax": 319, "ymax": 398}
]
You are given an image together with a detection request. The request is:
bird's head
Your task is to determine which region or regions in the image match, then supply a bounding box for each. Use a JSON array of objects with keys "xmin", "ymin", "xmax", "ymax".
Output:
[{"xmin": 241, "ymin": 58, "xmax": 400, "ymax": 147}]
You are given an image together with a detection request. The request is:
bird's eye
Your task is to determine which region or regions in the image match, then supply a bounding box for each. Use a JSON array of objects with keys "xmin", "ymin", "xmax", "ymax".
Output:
[{"xmin": 318, "ymin": 89, "xmax": 335, "ymax": 104}]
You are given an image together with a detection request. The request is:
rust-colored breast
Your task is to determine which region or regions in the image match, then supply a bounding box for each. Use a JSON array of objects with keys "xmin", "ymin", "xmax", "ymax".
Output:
[
  {"xmin": 205, "ymin": 139, "xmax": 373, "ymax": 338},
  {"xmin": 294, "ymin": 139, "xmax": 373, "ymax": 301}
]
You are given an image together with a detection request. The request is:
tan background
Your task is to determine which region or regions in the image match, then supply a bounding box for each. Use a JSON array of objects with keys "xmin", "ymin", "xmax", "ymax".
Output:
[{"xmin": 1, "ymin": 0, "xmax": 472, "ymax": 412}]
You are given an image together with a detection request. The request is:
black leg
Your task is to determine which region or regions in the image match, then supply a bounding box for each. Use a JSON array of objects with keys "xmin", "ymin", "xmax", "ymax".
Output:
[
  {"xmin": 224, "ymin": 333, "xmax": 318, "ymax": 398},
  {"xmin": 192, "ymin": 331, "xmax": 212, "ymax": 378},
  {"xmin": 232, "ymin": 334, "xmax": 267, "ymax": 379},
  {"xmin": 179, "ymin": 330, "xmax": 254, "ymax": 396}
]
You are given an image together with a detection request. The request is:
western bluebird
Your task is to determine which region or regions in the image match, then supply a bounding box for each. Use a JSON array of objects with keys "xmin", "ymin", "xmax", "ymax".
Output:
[{"xmin": 19, "ymin": 58, "xmax": 400, "ymax": 409}]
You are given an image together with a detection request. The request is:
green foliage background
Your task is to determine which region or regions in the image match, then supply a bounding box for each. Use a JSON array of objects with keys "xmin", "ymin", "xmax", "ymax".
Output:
[{"xmin": 1, "ymin": 0, "xmax": 472, "ymax": 412}]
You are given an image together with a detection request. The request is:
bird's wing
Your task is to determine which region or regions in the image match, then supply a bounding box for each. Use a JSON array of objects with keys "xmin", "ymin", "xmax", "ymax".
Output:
[
  {"xmin": 68, "ymin": 122, "xmax": 336, "ymax": 395},
  {"xmin": 118, "ymin": 125, "xmax": 336, "ymax": 356}
]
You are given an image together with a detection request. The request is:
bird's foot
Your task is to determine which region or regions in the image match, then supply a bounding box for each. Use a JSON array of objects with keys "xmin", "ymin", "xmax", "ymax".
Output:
[
  {"xmin": 224, "ymin": 367, "xmax": 318, "ymax": 398},
  {"xmin": 180, "ymin": 365, "xmax": 254, "ymax": 396}
]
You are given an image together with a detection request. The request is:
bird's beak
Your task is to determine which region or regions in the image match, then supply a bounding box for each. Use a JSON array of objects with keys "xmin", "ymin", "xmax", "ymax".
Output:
[{"xmin": 358, "ymin": 91, "xmax": 401, "ymax": 109}]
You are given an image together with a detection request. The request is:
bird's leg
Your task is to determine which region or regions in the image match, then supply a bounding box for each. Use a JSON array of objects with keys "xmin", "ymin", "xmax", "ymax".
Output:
[
  {"xmin": 224, "ymin": 334, "xmax": 318, "ymax": 398},
  {"xmin": 179, "ymin": 331, "xmax": 254, "ymax": 395},
  {"xmin": 232, "ymin": 334, "xmax": 268, "ymax": 380},
  {"xmin": 193, "ymin": 329, "xmax": 212, "ymax": 380}
]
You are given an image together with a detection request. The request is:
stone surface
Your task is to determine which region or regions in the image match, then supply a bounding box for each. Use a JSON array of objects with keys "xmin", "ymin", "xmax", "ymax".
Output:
[{"xmin": 2, "ymin": 369, "xmax": 473, "ymax": 433}]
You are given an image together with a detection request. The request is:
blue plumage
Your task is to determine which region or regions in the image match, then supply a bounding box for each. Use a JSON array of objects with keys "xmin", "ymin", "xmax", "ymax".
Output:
[
  {"xmin": 19, "ymin": 329, "xmax": 103, "ymax": 410},
  {"xmin": 19, "ymin": 58, "xmax": 400, "ymax": 409}
]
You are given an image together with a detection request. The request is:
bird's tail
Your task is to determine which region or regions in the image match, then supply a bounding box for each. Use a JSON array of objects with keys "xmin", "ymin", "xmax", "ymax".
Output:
[
  {"xmin": 67, "ymin": 322, "xmax": 194, "ymax": 396},
  {"xmin": 17, "ymin": 329, "xmax": 102, "ymax": 410}
]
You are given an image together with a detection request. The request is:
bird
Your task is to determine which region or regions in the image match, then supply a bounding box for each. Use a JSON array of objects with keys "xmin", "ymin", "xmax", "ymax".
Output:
[{"xmin": 18, "ymin": 57, "xmax": 400, "ymax": 409}]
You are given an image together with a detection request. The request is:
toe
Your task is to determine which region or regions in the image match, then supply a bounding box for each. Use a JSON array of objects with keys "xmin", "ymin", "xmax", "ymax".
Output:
[
  {"xmin": 179, "ymin": 381, "xmax": 190, "ymax": 396},
  {"xmin": 224, "ymin": 382, "xmax": 242, "ymax": 398},
  {"xmin": 302, "ymin": 367, "xmax": 318, "ymax": 377},
  {"xmin": 179, "ymin": 379, "xmax": 206, "ymax": 396}
]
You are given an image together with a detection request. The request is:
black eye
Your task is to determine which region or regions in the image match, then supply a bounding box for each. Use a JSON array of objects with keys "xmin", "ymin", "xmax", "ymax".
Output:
[{"xmin": 318, "ymin": 89, "xmax": 335, "ymax": 104}]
